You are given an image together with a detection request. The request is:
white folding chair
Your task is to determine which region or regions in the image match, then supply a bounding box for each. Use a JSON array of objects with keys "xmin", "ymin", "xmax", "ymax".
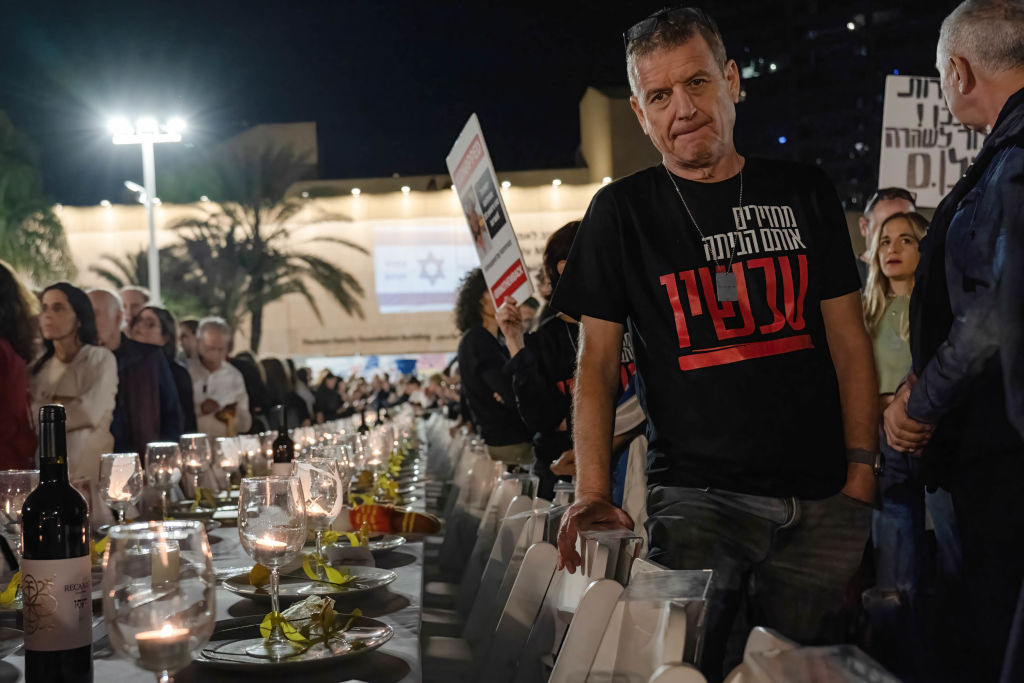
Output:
[
  {"xmin": 621, "ymin": 434, "xmax": 650, "ymax": 552},
  {"xmin": 423, "ymin": 542, "xmax": 558, "ymax": 683},
  {"xmin": 649, "ymin": 664, "xmax": 708, "ymax": 683},
  {"xmin": 586, "ymin": 571, "xmax": 713, "ymax": 682},
  {"xmin": 722, "ymin": 627, "xmax": 798, "ymax": 683},
  {"xmin": 541, "ymin": 577, "xmax": 625, "ymax": 683}
]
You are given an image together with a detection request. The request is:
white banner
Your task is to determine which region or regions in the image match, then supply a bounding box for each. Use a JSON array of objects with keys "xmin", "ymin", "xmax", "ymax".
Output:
[
  {"xmin": 372, "ymin": 222, "xmax": 479, "ymax": 314},
  {"xmin": 446, "ymin": 114, "xmax": 533, "ymax": 307},
  {"xmin": 878, "ymin": 74, "xmax": 985, "ymax": 208}
]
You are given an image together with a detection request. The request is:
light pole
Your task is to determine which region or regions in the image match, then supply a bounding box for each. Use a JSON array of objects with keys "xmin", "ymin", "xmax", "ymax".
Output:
[{"xmin": 108, "ymin": 116, "xmax": 185, "ymax": 305}]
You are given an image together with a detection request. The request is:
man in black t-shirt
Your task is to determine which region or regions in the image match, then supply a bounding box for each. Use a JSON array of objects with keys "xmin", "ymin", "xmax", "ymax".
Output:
[{"xmin": 552, "ymin": 8, "xmax": 879, "ymax": 680}]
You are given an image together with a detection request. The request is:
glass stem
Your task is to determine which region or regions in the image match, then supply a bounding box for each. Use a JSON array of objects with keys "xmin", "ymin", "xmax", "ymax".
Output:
[
  {"xmin": 193, "ymin": 473, "xmax": 201, "ymax": 497},
  {"xmin": 160, "ymin": 489, "xmax": 169, "ymax": 520},
  {"xmin": 315, "ymin": 529, "xmax": 324, "ymax": 564},
  {"xmin": 117, "ymin": 506, "xmax": 126, "ymax": 524},
  {"xmin": 268, "ymin": 568, "xmax": 286, "ymax": 644}
]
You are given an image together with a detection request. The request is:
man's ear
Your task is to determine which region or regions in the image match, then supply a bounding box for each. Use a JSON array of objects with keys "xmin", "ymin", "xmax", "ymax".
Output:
[
  {"xmin": 858, "ymin": 215, "xmax": 869, "ymax": 239},
  {"xmin": 630, "ymin": 96, "xmax": 649, "ymax": 136},
  {"xmin": 950, "ymin": 54, "xmax": 976, "ymax": 95}
]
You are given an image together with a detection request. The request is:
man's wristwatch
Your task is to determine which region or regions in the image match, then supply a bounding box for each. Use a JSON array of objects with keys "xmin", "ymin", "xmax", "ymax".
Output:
[{"xmin": 847, "ymin": 448, "xmax": 885, "ymax": 477}]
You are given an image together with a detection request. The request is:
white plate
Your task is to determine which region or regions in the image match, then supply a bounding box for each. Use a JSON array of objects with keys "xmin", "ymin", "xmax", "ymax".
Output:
[
  {"xmin": 222, "ymin": 565, "xmax": 397, "ymax": 599},
  {"xmin": 195, "ymin": 615, "xmax": 393, "ymax": 670},
  {"xmin": 328, "ymin": 534, "xmax": 406, "ymax": 555}
]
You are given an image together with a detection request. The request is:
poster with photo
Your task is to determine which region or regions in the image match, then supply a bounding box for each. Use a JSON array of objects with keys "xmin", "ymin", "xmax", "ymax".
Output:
[{"xmin": 446, "ymin": 114, "xmax": 533, "ymax": 307}]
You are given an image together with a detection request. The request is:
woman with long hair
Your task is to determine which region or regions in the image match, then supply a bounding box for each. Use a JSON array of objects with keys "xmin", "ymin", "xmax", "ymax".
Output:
[
  {"xmin": 863, "ymin": 212, "xmax": 960, "ymax": 677},
  {"xmin": 0, "ymin": 261, "xmax": 40, "ymax": 468},
  {"xmin": 455, "ymin": 268, "xmax": 532, "ymax": 468},
  {"xmin": 130, "ymin": 305, "xmax": 197, "ymax": 433},
  {"xmin": 29, "ymin": 282, "xmax": 117, "ymax": 498}
]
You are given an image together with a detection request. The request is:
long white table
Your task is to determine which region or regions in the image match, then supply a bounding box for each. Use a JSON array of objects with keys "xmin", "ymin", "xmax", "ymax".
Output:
[{"xmin": 3, "ymin": 495, "xmax": 426, "ymax": 682}]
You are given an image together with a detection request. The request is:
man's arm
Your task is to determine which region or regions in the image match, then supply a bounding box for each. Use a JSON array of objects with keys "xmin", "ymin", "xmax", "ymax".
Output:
[
  {"xmin": 556, "ymin": 315, "xmax": 634, "ymax": 572},
  {"xmin": 820, "ymin": 291, "xmax": 879, "ymax": 503}
]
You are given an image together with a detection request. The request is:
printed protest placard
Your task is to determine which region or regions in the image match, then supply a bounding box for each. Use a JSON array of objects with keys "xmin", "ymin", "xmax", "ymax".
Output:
[
  {"xmin": 878, "ymin": 74, "xmax": 985, "ymax": 208},
  {"xmin": 446, "ymin": 114, "xmax": 533, "ymax": 307}
]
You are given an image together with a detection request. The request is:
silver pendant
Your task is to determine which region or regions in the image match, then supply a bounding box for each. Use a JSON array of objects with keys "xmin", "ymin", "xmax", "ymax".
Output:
[{"xmin": 716, "ymin": 272, "xmax": 738, "ymax": 302}]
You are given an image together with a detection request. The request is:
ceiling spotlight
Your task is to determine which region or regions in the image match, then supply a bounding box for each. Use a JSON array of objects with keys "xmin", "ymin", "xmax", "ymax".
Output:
[
  {"xmin": 100, "ymin": 199, "xmax": 111, "ymax": 208},
  {"xmin": 401, "ymin": 185, "xmax": 411, "ymax": 194},
  {"xmin": 200, "ymin": 195, "xmax": 210, "ymax": 202},
  {"xmin": 778, "ymin": 136, "xmax": 788, "ymax": 144},
  {"xmin": 351, "ymin": 188, "xmax": 361, "ymax": 196},
  {"xmin": 501, "ymin": 180, "xmax": 511, "ymax": 189},
  {"xmin": 768, "ymin": 63, "xmax": 778, "ymax": 72},
  {"xmin": 847, "ymin": 21, "xmax": 856, "ymax": 30},
  {"xmin": 552, "ymin": 178, "xmax": 562, "ymax": 186},
  {"xmin": 301, "ymin": 191, "xmax": 310, "ymax": 198},
  {"xmin": 602, "ymin": 176, "xmax": 612, "ymax": 184}
]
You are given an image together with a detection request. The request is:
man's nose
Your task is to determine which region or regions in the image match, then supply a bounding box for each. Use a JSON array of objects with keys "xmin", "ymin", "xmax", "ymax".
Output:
[{"xmin": 674, "ymin": 88, "xmax": 697, "ymax": 118}]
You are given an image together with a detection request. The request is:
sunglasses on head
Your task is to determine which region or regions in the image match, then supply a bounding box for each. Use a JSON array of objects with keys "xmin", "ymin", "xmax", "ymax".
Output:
[
  {"xmin": 865, "ymin": 188, "xmax": 917, "ymax": 213},
  {"xmin": 623, "ymin": 6, "xmax": 717, "ymax": 50}
]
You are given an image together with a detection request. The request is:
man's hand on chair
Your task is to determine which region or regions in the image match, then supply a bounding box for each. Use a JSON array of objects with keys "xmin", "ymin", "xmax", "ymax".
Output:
[{"xmin": 556, "ymin": 496, "xmax": 634, "ymax": 574}]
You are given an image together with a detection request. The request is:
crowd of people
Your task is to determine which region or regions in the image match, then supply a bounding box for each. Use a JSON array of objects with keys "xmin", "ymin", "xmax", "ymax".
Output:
[
  {"xmin": 2, "ymin": 1, "xmax": 1022, "ymax": 681},
  {"xmin": 0, "ymin": 274, "xmax": 464, "ymax": 506},
  {"xmin": 451, "ymin": 3, "xmax": 1023, "ymax": 682}
]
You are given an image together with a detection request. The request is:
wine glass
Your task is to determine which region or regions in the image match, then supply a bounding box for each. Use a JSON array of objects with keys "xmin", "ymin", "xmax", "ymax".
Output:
[
  {"xmin": 102, "ymin": 521, "xmax": 216, "ymax": 683},
  {"xmin": 0, "ymin": 469, "xmax": 38, "ymax": 607},
  {"xmin": 292, "ymin": 459, "xmax": 344, "ymax": 592},
  {"xmin": 237, "ymin": 476, "xmax": 306, "ymax": 659},
  {"xmin": 146, "ymin": 443, "xmax": 183, "ymax": 520},
  {"xmin": 100, "ymin": 453, "xmax": 144, "ymax": 523},
  {"xmin": 179, "ymin": 434, "xmax": 211, "ymax": 502}
]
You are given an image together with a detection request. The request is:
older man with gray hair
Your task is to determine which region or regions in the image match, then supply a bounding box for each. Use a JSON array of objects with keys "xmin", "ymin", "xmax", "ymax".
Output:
[
  {"xmin": 552, "ymin": 7, "xmax": 877, "ymax": 679},
  {"xmin": 883, "ymin": 0, "xmax": 1024, "ymax": 678},
  {"xmin": 188, "ymin": 316, "xmax": 251, "ymax": 437},
  {"xmin": 87, "ymin": 288, "xmax": 183, "ymax": 455}
]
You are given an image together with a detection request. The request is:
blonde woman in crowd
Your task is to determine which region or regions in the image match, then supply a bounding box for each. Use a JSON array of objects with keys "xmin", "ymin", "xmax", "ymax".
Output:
[{"xmin": 863, "ymin": 212, "xmax": 960, "ymax": 679}]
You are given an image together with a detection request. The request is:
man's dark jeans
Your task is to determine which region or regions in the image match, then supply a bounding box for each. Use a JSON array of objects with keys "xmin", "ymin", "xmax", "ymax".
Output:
[{"xmin": 645, "ymin": 485, "xmax": 872, "ymax": 682}]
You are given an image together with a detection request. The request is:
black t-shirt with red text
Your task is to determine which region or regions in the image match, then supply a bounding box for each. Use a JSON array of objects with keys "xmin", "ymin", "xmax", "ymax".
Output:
[{"xmin": 551, "ymin": 159, "xmax": 860, "ymax": 499}]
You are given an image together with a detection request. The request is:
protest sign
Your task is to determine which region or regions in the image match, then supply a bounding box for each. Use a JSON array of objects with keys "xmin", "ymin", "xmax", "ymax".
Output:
[
  {"xmin": 446, "ymin": 114, "xmax": 533, "ymax": 307},
  {"xmin": 878, "ymin": 74, "xmax": 985, "ymax": 208}
]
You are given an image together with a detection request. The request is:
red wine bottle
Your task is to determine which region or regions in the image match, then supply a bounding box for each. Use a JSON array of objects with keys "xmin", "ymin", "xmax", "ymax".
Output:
[
  {"xmin": 271, "ymin": 405, "xmax": 295, "ymax": 476},
  {"xmin": 21, "ymin": 404, "xmax": 93, "ymax": 683}
]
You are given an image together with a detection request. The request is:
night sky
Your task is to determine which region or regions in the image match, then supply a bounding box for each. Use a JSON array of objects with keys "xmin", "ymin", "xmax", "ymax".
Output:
[{"xmin": 0, "ymin": 1, "xmax": 955, "ymax": 206}]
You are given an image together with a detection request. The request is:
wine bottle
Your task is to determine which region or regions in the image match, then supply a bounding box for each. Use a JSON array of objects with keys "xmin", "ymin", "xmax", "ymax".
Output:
[
  {"xmin": 271, "ymin": 405, "xmax": 295, "ymax": 476},
  {"xmin": 21, "ymin": 404, "xmax": 92, "ymax": 683}
]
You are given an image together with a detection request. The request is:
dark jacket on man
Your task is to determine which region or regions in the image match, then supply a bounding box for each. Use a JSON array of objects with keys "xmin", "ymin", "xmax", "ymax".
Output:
[{"xmin": 111, "ymin": 335, "xmax": 184, "ymax": 455}]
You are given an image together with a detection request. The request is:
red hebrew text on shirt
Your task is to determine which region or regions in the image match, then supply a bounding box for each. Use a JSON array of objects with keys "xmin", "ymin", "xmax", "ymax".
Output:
[{"xmin": 659, "ymin": 205, "xmax": 813, "ymax": 372}]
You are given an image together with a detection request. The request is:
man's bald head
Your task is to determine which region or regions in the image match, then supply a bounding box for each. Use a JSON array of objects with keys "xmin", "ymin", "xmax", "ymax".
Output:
[{"xmin": 87, "ymin": 288, "xmax": 124, "ymax": 349}]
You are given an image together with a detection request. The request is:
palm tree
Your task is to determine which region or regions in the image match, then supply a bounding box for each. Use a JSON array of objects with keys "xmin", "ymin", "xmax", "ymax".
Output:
[
  {"xmin": 89, "ymin": 247, "xmax": 214, "ymax": 322},
  {"xmin": 165, "ymin": 145, "xmax": 366, "ymax": 351},
  {"xmin": 0, "ymin": 111, "xmax": 75, "ymax": 282}
]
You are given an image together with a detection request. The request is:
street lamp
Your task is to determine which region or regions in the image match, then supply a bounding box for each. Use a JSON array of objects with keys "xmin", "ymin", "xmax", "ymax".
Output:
[{"xmin": 108, "ymin": 116, "xmax": 185, "ymax": 305}]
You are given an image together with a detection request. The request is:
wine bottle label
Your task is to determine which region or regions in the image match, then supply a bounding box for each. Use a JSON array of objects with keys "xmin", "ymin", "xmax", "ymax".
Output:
[
  {"xmin": 271, "ymin": 462, "xmax": 293, "ymax": 476},
  {"xmin": 21, "ymin": 556, "xmax": 92, "ymax": 651}
]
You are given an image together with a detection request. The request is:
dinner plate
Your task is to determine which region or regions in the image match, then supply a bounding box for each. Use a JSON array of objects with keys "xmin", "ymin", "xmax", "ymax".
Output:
[
  {"xmin": 222, "ymin": 565, "xmax": 397, "ymax": 599},
  {"xmin": 328, "ymin": 533, "xmax": 405, "ymax": 555},
  {"xmin": 195, "ymin": 615, "xmax": 393, "ymax": 670}
]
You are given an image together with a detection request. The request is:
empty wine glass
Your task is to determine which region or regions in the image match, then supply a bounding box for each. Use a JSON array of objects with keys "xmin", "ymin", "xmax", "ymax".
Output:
[
  {"xmin": 237, "ymin": 476, "xmax": 306, "ymax": 659},
  {"xmin": 293, "ymin": 459, "xmax": 344, "ymax": 592},
  {"xmin": 0, "ymin": 469, "xmax": 38, "ymax": 607},
  {"xmin": 100, "ymin": 453, "xmax": 144, "ymax": 523},
  {"xmin": 102, "ymin": 520, "xmax": 216, "ymax": 683},
  {"xmin": 146, "ymin": 443, "xmax": 182, "ymax": 520},
  {"xmin": 179, "ymin": 434, "xmax": 211, "ymax": 501}
]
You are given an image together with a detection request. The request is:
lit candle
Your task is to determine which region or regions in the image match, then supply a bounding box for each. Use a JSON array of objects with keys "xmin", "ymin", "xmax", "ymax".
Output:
[
  {"xmin": 151, "ymin": 541, "xmax": 180, "ymax": 587},
  {"xmin": 135, "ymin": 623, "xmax": 191, "ymax": 672},
  {"xmin": 253, "ymin": 535, "xmax": 290, "ymax": 565}
]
